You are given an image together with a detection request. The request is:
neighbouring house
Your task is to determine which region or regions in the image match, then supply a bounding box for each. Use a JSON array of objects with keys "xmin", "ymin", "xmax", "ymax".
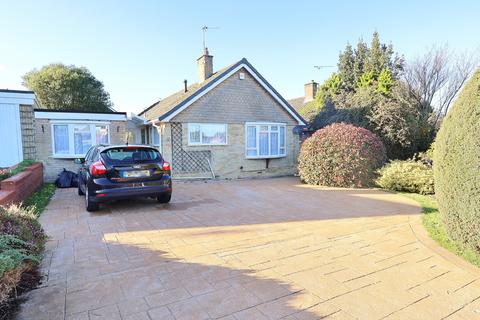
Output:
[
  {"xmin": 34, "ymin": 110, "xmax": 127, "ymax": 182},
  {"xmin": 133, "ymin": 49, "xmax": 306, "ymax": 179},
  {"xmin": 0, "ymin": 89, "xmax": 38, "ymax": 167},
  {"xmin": 288, "ymin": 80, "xmax": 319, "ymax": 122}
]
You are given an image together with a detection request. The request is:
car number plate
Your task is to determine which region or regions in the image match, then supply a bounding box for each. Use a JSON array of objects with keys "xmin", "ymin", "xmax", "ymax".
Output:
[{"xmin": 123, "ymin": 170, "xmax": 150, "ymax": 178}]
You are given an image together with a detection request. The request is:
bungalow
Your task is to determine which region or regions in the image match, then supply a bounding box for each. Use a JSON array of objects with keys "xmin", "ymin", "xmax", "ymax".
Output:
[
  {"xmin": 133, "ymin": 49, "xmax": 306, "ymax": 179},
  {"xmin": 2, "ymin": 51, "xmax": 306, "ymax": 181}
]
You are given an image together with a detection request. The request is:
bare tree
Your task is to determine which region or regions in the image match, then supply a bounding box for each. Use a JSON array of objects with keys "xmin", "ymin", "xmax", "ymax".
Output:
[{"xmin": 404, "ymin": 45, "xmax": 478, "ymax": 126}]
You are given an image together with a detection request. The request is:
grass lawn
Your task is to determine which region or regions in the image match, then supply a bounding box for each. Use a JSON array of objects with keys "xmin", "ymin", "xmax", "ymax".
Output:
[{"xmin": 401, "ymin": 192, "xmax": 480, "ymax": 267}]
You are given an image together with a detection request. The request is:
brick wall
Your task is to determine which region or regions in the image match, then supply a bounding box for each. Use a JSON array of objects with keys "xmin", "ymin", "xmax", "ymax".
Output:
[
  {"xmin": 0, "ymin": 163, "xmax": 43, "ymax": 205},
  {"xmin": 35, "ymin": 119, "xmax": 127, "ymax": 182},
  {"xmin": 177, "ymin": 123, "xmax": 299, "ymax": 179},
  {"xmin": 19, "ymin": 104, "xmax": 36, "ymax": 160}
]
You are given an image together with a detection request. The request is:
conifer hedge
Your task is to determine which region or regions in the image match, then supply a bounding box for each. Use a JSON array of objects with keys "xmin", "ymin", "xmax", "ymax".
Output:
[{"xmin": 434, "ymin": 68, "xmax": 480, "ymax": 250}]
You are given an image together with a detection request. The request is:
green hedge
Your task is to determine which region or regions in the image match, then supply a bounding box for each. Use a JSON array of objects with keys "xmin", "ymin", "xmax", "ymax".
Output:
[
  {"xmin": 434, "ymin": 68, "xmax": 480, "ymax": 250},
  {"xmin": 376, "ymin": 160, "xmax": 434, "ymax": 195},
  {"xmin": 298, "ymin": 123, "xmax": 386, "ymax": 187}
]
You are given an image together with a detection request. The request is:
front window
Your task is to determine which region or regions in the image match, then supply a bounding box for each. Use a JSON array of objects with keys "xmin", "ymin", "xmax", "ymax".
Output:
[
  {"xmin": 52, "ymin": 123, "xmax": 110, "ymax": 157},
  {"xmin": 245, "ymin": 123, "xmax": 286, "ymax": 158},
  {"xmin": 53, "ymin": 125, "xmax": 69, "ymax": 155},
  {"xmin": 188, "ymin": 123, "xmax": 227, "ymax": 145},
  {"xmin": 74, "ymin": 124, "xmax": 92, "ymax": 154}
]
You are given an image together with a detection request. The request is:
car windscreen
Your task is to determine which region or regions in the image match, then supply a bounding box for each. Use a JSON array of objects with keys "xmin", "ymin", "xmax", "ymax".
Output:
[{"xmin": 101, "ymin": 147, "xmax": 162, "ymax": 165}]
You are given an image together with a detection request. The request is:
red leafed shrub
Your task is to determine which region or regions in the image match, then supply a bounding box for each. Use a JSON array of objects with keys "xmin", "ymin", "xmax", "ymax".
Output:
[{"xmin": 298, "ymin": 123, "xmax": 387, "ymax": 187}]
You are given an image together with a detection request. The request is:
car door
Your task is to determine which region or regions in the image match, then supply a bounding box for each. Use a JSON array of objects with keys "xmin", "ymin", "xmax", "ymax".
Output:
[{"xmin": 79, "ymin": 147, "xmax": 94, "ymax": 190}]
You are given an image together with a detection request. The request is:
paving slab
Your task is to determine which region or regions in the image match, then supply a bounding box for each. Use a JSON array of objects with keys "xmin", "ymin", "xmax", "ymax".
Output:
[{"xmin": 16, "ymin": 177, "xmax": 480, "ymax": 319}]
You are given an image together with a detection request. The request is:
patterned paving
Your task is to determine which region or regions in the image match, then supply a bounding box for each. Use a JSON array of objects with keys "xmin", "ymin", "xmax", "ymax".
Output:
[{"xmin": 17, "ymin": 177, "xmax": 480, "ymax": 319}]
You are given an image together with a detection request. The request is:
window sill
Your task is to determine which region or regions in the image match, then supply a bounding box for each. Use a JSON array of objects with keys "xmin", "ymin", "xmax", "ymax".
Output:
[
  {"xmin": 246, "ymin": 155, "xmax": 286, "ymax": 160},
  {"xmin": 187, "ymin": 144, "xmax": 228, "ymax": 147},
  {"xmin": 52, "ymin": 155, "xmax": 84, "ymax": 159}
]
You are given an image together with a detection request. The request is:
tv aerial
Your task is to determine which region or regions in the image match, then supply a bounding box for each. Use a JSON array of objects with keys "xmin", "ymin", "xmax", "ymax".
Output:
[
  {"xmin": 314, "ymin": 65, "xmax": 335, "ymax": 70},
  {"xmin": 201, "ymin": 25, "xmax": 219, "ymax": 50}
]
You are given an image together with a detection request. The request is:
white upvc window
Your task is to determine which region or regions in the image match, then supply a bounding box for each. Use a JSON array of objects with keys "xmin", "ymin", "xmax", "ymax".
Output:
[
  {"xmin": 51, "ymin": 123, "xmax": 110, "ymax": 158},
  {"xmin": 188, "ymin": 123, "xmax": 228, "ymax": 145},
  {"xmin": 245, "ymin": 122, "xmax": 286, "ymax": 159}
]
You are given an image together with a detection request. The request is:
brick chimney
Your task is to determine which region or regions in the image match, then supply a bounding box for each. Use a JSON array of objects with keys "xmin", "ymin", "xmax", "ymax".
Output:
[
  {"xmin": 304, "ymin": 80, "xmax": 318, "ymax": 103},
  {"xmin": 197, "ymin": 48, "xmax": 213, "ymax": 82}
]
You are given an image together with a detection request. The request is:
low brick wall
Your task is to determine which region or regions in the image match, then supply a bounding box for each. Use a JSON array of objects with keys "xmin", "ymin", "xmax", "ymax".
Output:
[{"xmin": 0, "ymin": 163, "xmax": 43, "ymax": 205}]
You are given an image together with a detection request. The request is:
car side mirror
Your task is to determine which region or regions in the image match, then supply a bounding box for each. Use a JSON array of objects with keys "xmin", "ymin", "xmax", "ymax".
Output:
[{"xmin": 74, "ymin": 158, "xmax": 85, "ymax": 164}]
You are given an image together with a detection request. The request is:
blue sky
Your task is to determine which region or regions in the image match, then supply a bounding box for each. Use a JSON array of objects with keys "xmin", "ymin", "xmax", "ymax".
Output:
[{"xmin": 1, "ymin": 0, "xmax": 479, "ymax": 114}]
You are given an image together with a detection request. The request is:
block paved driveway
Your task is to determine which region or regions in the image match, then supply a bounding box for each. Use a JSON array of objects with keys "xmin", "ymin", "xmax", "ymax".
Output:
[{"xmin": 18, "ymin": 177, "xmax": 480, "ymax": 320}]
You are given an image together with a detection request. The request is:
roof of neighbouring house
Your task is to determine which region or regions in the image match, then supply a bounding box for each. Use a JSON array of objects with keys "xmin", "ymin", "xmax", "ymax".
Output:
[
  {"xmin": 138, "ymin": 58, "xmax": 306, "ymax": 125},
  {"xmin": 286, "ymin": 97, "xmax": 320, "ymax": 124},
  {"xmin": 288, "ymin": 97, "xmax": 305, "ymax": 112}
]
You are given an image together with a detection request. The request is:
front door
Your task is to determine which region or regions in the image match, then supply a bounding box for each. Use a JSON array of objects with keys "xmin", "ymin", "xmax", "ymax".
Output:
[{"xmin": 151, "ymin": 126, "xmax": 162, "ymax": 153}]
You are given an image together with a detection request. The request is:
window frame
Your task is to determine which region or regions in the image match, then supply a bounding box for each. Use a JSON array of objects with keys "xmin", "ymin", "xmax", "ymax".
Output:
[
  {"xmin": 50, "ymin": 122, "xmax": 111, "ymax": 158},
  {"xmin": 187, "ymin": 123, "xmax": 228, "ymax": 146},
  {"xmin": 245, "ymin": 122, "xmax": 287, "ymax": 159}
]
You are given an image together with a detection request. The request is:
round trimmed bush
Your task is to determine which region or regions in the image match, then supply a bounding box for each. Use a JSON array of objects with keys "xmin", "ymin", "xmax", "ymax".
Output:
[
  {"xmin": 434, "ymin": 68, "xmax": 480, "ymax": 250},
  {"xmin": 299, "ymin": 123, "xmax": 386, "ymax": 187},
  {"xmin": 376, "ymin": 160, "xmax": 434, "ymax": 195}
]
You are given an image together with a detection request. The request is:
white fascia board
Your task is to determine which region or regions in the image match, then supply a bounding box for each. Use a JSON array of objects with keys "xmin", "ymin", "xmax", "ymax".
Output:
[
  {"xmin": 0, "ymin": 92, "xmax": 36, "ymax": 105},
  {"xmin": 34, "ymin": 111, "xmax": 127, "ymax": 121},
  {"xmin": 162, "ymin": 63, "xmax": 306, "ymax": 125},
  {"xmin": 128, "ymin": 112, "xmax": 148, "ymax": 124}
]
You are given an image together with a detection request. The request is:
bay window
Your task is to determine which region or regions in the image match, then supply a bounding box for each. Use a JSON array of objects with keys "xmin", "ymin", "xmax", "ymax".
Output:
[
  {"xmin": 52, "ymin": 123, "xmax": 110, "ymax": 157},
  {"xmin": 245, "ymin": 123, "xmax": 286, "ymax": 158},
  {"xmin": 188, "ymin": 123, "xmax": 227, "ymax": 145}
]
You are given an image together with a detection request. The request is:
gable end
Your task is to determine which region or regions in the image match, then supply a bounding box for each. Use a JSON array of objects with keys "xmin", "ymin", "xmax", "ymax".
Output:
[{"xmin": 160, "ymin": 59, "xmax": 305, "ymax": 125}]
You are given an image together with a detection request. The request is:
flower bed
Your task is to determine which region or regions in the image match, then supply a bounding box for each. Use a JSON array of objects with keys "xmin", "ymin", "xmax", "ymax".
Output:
[
  {"xmin": 0, "ymin": 184, "xmax": 55, "ymax": 318},
  {"xmin": 0, "ymin": 163, "xmax": 43, "ymax": 206}
]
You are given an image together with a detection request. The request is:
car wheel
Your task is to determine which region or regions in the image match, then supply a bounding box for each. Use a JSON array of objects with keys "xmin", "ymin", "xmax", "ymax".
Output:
[
  {"xmin": 85, "ymin": 188, "xmax": 99, "ymax": 212},
  {"xmin": 157, "ymin": 193, "xmax": 171, "ymax": 204},
  {"xmin": 78, "ymin": 184, "xmax": 84, "ymax": 195}
]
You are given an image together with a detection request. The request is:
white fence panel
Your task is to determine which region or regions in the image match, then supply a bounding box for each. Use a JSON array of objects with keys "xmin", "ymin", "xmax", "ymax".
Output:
[{"xmin": 0, "ymin": 103, "xmax": 23, "ymax": 167}]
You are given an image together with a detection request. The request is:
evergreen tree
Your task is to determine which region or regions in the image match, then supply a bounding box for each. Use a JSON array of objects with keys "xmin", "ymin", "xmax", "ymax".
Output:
[
  {"xmin": 338, "ymin": 43, "xmax": 355, "ymax": 90},
  {"xmin": 353, "ymin": 39, "xmax": 369, "ymax": 86}
]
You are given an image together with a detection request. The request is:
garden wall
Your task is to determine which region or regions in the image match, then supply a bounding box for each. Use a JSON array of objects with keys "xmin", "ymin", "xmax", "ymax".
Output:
[{"xmin": 0, "ymin": 163, "xmax": 43, "ymax": 205}]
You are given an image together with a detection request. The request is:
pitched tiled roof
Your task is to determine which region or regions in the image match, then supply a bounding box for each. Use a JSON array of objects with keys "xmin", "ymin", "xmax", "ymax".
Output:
[
  {"xmin": 138, "ymin": 61, "xmax": 238, "ymax": 121},
  {"xmin": 288, "ymin": 97, "xmax": 305, "ymax": 112},
  {"xmin": 138, "ymin": 58, "xmax": 306, "ymax": 125},
  {"xmin": 287, "ymin": 97, "xmax": 319, "ymax": 124}
]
